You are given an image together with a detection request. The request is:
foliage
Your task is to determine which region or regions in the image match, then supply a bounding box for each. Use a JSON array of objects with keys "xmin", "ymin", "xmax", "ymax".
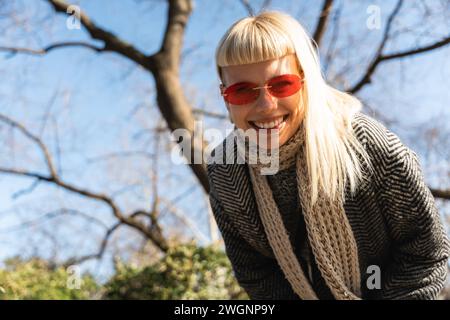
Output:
[
  {"xmin": 0, "ymin": 257, "xmax": 99, "ymax": 300},
  {"xmin": 103, "ymin": 242, "xmax": 248, "ymax": 300},
  {"xmin": 0, "ymin": 243, "xmax": 248, "ymax": 300}
]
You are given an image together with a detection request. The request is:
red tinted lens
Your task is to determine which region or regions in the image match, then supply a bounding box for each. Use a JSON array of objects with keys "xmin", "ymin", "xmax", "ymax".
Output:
[
  {"xmin": 223, "ymin": 82, "xmax": 259, "ymax": 105},
  {"xmin": 267, "ymin": 74, "xmax": 302, "ymax": 98}
]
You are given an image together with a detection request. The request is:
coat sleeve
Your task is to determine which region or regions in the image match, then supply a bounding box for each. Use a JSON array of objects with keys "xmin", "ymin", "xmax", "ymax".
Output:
[
  {"xmin": 207, "ymin": 168, "xmax": 300, "ymax": 300},
  {"xmin": 362, "ymin": 116, "xmax": 450, "ymax": 299}
]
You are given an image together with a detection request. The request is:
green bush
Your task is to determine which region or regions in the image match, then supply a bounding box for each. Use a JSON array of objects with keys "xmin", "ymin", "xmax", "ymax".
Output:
[
  {"xmin": 0, "ymin": 243, "xmax": 248, "ymax": 300},
  {"xmin": 103, "ymin": 242, "xmax": 248, "ymax": 300},
  {"xmin": 0, "ymin": 257, "xmax": 99, "ymax": 300}
]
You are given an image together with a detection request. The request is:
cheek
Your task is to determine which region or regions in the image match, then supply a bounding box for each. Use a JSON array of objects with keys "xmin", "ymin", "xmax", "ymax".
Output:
[
  {"xmin": 281, "ymin": 96, "xmax": 304, "ymax": 135},
  {"xmin": 228, "ymin": 106, "xmax": 250, "ymax": 125},
  {"xmin": 282, "ymin": 95, "xmax": 302, "ymax": 117}
]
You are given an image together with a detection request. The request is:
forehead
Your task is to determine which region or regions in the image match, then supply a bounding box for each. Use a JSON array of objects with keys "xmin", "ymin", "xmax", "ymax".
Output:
[{"xmin": 221, "ymin": 55, "xmax": 299, "ymax": 85}]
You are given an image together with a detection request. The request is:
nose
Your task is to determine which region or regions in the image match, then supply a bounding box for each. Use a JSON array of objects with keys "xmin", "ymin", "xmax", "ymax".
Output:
[{"xmin": 255, "ymin": 87, "xmax": 277, "ymax": 111}]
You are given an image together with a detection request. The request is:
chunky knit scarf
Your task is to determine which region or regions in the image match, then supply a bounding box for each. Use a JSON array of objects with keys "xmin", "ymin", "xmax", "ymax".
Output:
[{"xmin": 236, "ymin": 125, "xmax": 362, "ymax": 300}]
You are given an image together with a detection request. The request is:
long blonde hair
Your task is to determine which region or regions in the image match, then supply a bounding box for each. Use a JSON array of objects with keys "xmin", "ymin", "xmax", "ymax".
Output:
[{"xmin": 215, "ymin": 11, "xmax": 372, "ymax": 205}]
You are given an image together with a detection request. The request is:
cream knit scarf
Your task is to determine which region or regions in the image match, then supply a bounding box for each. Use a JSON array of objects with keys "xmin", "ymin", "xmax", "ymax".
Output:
[{"xmin": 236, "ymin": 125, "xmax": 362, "ymax": 300}]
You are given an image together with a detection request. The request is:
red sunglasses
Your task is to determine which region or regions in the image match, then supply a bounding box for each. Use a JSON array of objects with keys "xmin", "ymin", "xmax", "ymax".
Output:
[{"xmin": 221, "ymin": 74, "xmax": 303, "ymax": 105}]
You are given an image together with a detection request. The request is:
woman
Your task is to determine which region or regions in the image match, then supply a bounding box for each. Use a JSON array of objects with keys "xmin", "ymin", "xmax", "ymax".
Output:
[{"xmin": 207, "ymin": 11, "xmax": 449, "ymax": 300}]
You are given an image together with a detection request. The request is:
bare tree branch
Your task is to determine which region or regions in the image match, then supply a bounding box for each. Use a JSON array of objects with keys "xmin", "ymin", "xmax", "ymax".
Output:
[
  {"xmin": 158, "ymin": 0, "xmax": 194, "ymax": 70},
  {"xmin": 0, "ymin": 166, "xmax": 169, "ymax": 251},
  {"xmin": 63, "ymin": 221, "xmax": 122, "ymax": 267},
  {"xmin": 348, "ymin": 0, "xmax": 450, "ymax": 94},
  {"xmin": 239, "ymin": 0, "xmax": 272, "ymax": 16},
  {"xmin": 380, "ymin": 36, "xmax": 450, "ymax": 60},
  {"xmin": 0, "ymin": 208, "xmax": 109, "ymax": 234},
  {"xmin": 159, "ymin": 197, "xmax": 209, "ymax": 243},
  {"xmin": 348, "ymin": 0, "xmax": 404, "ymax": 93},
  {"xmin": 46, "ymin": 0, "xmax": 153, "ymax": 69},
  {"xmin": 313, "ymin": 0, "xmax": 334, "ymax": 47},
  {"xmin": 0, "ymin": 113, "xmax": 170, "ymax": 252},
  {"xmin": 261, "ymin": 0, "xmax": 272, "ymax": 12},
  {"xmin": 12, "ymin": 179, "xmax": 41, "ymax": 199},
  {"xmin": 192, "ymin": 108, "xmax": 227, "ymax": 120},
  {"xmin": 349, "ymin": 33, "xmax": 450, "ymax": 94},
  {"xmin": 149, "ymin": 1, "xmax": 210, "ymax": 192},
  {"xmin": 86, "ymin": 151, "xmax": 155, "ymax": 164},
  {"xmin": 40, "ymin": 0, "xmax": 209, "ymax": 192},
  {"xmin": 0, "ymin": 41, "xmax": 104, "ymax": 56},
  {"xmin": 323, "ymin": 2, "xmax": 341, "ymax": 74},
  {"xmin": 239, "ymin": 0, "xmax": 255, "ymax": 16},
  {"xmin": 0, "ymin": 113, "xmax": 57, "ymax": 177},
  {"xmin": 430, "ymin": 188, "xmax": 450, "ymax": 200}
]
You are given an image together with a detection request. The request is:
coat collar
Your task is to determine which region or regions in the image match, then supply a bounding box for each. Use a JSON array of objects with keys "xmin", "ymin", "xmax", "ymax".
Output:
[{"xmin": 209, "ymin": 134, "xmax": 274, "ymax": 258}]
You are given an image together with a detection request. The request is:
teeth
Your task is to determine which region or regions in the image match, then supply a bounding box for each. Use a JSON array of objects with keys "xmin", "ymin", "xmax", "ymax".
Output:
[{"xmin": 254, "ymin": 116, "xmax": 284, "ymax": 129}]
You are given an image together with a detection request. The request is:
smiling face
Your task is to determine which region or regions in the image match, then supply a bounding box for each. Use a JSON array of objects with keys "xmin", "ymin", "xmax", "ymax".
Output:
[{"xmin": 220, "ymin": 55, "xmax": 305, "ymax": 147}]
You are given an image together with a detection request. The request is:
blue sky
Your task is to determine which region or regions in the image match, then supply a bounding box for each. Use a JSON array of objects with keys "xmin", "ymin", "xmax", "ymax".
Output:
[{"xmin": 0, "ymin": 0, "xmax": 449, "ymax": 281}]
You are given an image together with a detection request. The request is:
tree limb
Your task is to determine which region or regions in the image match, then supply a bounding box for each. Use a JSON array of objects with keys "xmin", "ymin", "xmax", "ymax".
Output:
[
  {"xmin": 313, "ymin": 0, "xmax": 334, "ymax": 47},
  {"xmin": 323, "ymin": 2, "xmax": 341, "ymax": 74},
  {"xmin": 0, "ymin": 112, "xmax": 169, "ymax": 252},
  {"xmin": 64, "ymin": 209, "xmax": 166, "ymax": 267},
  {"xmin": 0, "ymin": 208, "xmax": 109, "ymax": 234},
  {"xmin": 260, "ymin": 0, "xmax": 272, "ymax": 12},
  {"xmin": 158, "ymin": 0, "xmax": 194, "ymax": 71},
  {"xmin": 0, "ymin": 166, "xmax": 169, "ymax": 252},
  {"xmin": 86, "ymin": 151, "xmax": 156, "ymax": 164},
  {"xmin": 0, "ymin": 41, "xmax": 105, "ymax": 56},
  {"xmin": 12, "ymin": 179, "xmax": 41, "ymax": 199},
  {"xmin": 430, "ymin": 188, "xmax": 450, "ymax": 200},
  {"xmin": 0, "ymin": 113, "xmax": 57, "ymax": 177},
  {"xmin": 239, "ymin": 0, "xmax": 272, "ymax": 16},
  {"xmin": 36, "ymin": 0, "xmax": 210, "ymax": 192},
  {"xmin": 149, "ymin": 1, "xmax": 209, "ymax": 192},
  {"xmin": 192, "ymin": 108, "xmax": 227, "ymax": 120},
  {"xmin": 46, "ymin": 0, "xmax": 153, "ymax": 70},
  {"xmin": 47, "ymin": 0, "xmax": 208, "ymax": 191},
  {"xmin": 239, "ymin": 0, "xmax": 255, "ymax": 16},
  {"xmin": 159, "ymin": 197, "xmax": 209, "ymax": 243},
  {"xmin": 62, "ymin": 221, "xmax": 122, "ymax": 267},
  {"xmin": 348, "ymin": 0, "xmax": 403, "ymax": 93},
  {"xmin": 380, "ymin": 36, "xmax": 450, "ymax": 60},
  {"xmin": 348, "ymin": 1, "xmax": 450, "ymax": 94},
  {"xmin": 349, "ymin": 33, "xmax": 450, "ymax": 94}
]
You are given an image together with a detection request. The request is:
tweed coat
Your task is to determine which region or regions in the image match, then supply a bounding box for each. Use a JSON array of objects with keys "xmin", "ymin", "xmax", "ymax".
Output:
[{"xmin": 207, "ymin": 112, "xmax": 449, "ymax": 299}]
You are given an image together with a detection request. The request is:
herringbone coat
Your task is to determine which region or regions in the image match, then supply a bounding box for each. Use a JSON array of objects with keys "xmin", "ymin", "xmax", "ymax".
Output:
[{"xmin": 207, "ymin": 112, "xmax": 449, "ymax": 300}]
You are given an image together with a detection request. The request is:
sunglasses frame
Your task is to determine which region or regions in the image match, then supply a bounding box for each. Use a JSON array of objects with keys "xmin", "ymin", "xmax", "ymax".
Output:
[{"xmin": 220, "ymin": 73, "xmax": 304, "ymax": 105}]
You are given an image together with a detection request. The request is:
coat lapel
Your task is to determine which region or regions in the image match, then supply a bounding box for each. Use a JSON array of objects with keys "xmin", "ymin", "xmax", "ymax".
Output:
[{"xmin": 211, "ymin": 135, "xmax": 274, "ymax": 258}]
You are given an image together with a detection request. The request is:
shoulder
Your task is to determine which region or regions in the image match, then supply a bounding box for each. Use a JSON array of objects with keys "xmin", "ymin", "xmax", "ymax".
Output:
[
  {"xmin": 350, "ymin": 112, "xmax": 417, "ymax": 163},
  {"xmin": 351, "ymin": 112, "xmax": 398, "ymax": 150},
  {"xmin": 350, "ymin": 112, "xmax": 422, "ymax": 184}
]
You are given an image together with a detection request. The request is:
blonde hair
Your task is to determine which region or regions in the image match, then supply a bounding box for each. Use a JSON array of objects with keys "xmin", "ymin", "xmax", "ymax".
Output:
[{"xmin": 215, "ymin": 11, "xmax": 372, "ymax": 205}]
